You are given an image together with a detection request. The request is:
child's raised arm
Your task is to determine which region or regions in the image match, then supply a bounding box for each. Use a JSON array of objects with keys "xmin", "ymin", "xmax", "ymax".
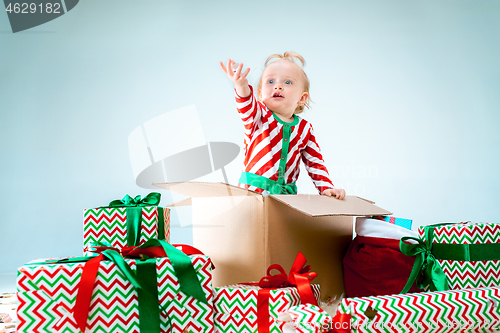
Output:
[{"xmin": 219, "ymin": 59, "xmax": 251, "ymax": 98}]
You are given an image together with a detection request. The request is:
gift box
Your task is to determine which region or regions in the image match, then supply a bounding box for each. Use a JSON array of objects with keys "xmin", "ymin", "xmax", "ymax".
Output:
[
  {"xmin": 214, "ymin": 252, "xmax": 321, "ymax": 333},
  {"xmin": 335, "ymin": 286, "xmax": 500, "ymax": 333},
  {"xmin": 83, "ymin": 193, "xmax": 170, "ymax": 252},
  {"xmin": 156, "ymin": 182, "xmax": 391, "ymax": 300},
  {"xmin": 214, "ymin": 283, "xmax": 320, "ymax": 333},
  {"xmin": 17, "ymin": 242, "xmax": 213, "ymax": 333},
  {"xmin": 372, "ymin": 216, "xmax": 412, "ymax": 230},
  {"xmin": 416, "ymin": 222, "xmax": 500, "ymax": 290}
]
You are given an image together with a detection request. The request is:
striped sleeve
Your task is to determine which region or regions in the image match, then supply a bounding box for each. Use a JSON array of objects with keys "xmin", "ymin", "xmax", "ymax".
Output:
[
  {"xmin": 301, "ymin": 125, "xmax": 335, "ymax": 194},
  {"xmin": 235, "ymin": 85, "xmax": 262, "ymax": 141}
]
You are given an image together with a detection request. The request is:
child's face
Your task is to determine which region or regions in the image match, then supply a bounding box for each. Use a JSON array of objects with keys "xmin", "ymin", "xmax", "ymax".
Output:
[{"xmin": 259, "ymin": 60, "xmax": 309, "ymax": 117}]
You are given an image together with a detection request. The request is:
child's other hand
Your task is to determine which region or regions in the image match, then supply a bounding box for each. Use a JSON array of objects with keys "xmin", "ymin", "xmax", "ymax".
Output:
[
  {"xmin": 219, "ymin": 59, "xmax": 251, "ymax": 98},
  {"xmin": 322, "ymin": 188, "xmax": 346, "ymax": 200}
]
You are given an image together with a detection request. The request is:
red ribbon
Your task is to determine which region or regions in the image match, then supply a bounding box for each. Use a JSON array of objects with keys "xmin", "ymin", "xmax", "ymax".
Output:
[
  {"xmin": 74, "ymin": 245, "xmax": 156, "ymax": 333},
  {"xmin": 286, "ymin": 252, "xmax": 318, "ymax": 306},
  {"xmin": 328, "ymin": 311, "xmax": 352, "ymax": 333},
  {"xmin": 252, "ymin": 252, "xmax": 318, "ymax": 333},
  {"xmin": 74, "ymin": 253, "xmax": 105, "ymax": 332},
  {"xmin": 172, "ymin": 244, "xmax": 205, "ymax": 256},
  {"xmin": 121, "ymin": 244, "xmax": 167, "ymax": 258}
]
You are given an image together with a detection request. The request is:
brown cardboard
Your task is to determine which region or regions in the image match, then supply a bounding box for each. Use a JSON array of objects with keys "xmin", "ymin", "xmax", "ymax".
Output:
[
  {"xmin": 160, "ymin": 182, "xmax": 259, "ymax": 197},
  {"xmin": 270, "ymin": 194, "xmax": 389, "ymax": 217},
  {"xmin": 154, "ymin": 182, "xmax": 391, "ymax": 300}
]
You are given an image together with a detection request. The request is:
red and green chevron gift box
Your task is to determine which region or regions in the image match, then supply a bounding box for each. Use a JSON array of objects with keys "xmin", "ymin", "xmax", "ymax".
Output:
[
  {"xmin": 213, "ymin": 283, "xmax": 320, "ymax": 333},
  {"xmin": 16, "ymin": 254, "xmax": 214, "ymax": 333},
  {"xmin": 83, "ymin": 202, "xmax": 170, "ymax": 252},
  {"xmin": 335, "ymin": 286, "xmax": 500, "ymax": 333},
  {"xmin": 418, "ymin": 222, "xmax": 500, "ymax": 290}
]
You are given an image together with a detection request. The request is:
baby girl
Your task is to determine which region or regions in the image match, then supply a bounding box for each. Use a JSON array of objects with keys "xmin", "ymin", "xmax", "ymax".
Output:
[{"xmin": 220, "ymin": 52, "xmax": 345, "ymax": 199}]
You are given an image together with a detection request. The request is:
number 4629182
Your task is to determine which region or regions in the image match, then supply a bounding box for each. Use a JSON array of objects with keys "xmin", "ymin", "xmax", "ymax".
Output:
[{"xmin": 5, "ymin": 2, "xmax": 62, "ymax": 14}]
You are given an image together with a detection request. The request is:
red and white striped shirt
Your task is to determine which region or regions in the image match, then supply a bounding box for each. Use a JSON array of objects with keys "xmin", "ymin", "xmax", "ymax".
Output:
[{"xmin": 236, "ymin": 86, "xmax": 335, "ymax": 194}]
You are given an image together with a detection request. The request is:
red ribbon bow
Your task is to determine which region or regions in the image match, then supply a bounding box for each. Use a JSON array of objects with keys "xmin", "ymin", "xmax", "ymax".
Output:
[
  {"xmin": 254, "ymin": 252, "xmax": 318, "ymax": 333},
  {"xmin": 328, "ymin": 311, "xmax": 353, "ymax": 333},
  {"xmin": 327, "ymin": 299, "xmax": 353, "ymax": 333}
]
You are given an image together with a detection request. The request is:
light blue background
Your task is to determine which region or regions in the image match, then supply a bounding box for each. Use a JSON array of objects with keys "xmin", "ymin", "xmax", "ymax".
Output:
[{"xmin": 1, "ymin": 0, "xmax": 500, "ymax": 291}]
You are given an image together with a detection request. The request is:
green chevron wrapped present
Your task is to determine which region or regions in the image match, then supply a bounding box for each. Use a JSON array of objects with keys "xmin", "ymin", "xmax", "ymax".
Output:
[
  {"xmin": 408, "ymin": 222, "xmax": 500, "ymax": 290},
  {"xmin": 17, "ymin": 241, "xmax": 214, "ymax": 333},
  {"xmin": 214, "ymin": 252, "xmax": 321, "ymax": 333},
  {"xmin": 83, "ymin": 193, "xmax": 170, "ymax": 252},
  {"xmin": 335, "ymin": 286, "xmax": 500, "ymax": 333},
  {"xmin": 214, "ymin": 283, "xmax": 320, "ymax": 333}
]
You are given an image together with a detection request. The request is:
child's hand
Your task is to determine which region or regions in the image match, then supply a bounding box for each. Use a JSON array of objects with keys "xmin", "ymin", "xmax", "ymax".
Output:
[
  {"xmin": 322, "ymin": 188, "xmax": 346, "ymax": 200},
  {"xmin": 220, "ymin": 59, "xmax": 251, "ymax": 98}
]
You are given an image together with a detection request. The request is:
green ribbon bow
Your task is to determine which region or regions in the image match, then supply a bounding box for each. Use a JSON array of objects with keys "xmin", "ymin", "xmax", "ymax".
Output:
[
  {"xmin": 106, "ymin": 192, "xmax": 165, "ymax": 247},
  {"xmin": 399, "ymin": 235, "xmax": 449, "ymax": 293},
  {"xmin": 400, "ymin": 224, "xmax": 451, "ymax": 293},
  {"xmin": 108, "ymin": 192, "xmax": 161, "ymax": 207}
]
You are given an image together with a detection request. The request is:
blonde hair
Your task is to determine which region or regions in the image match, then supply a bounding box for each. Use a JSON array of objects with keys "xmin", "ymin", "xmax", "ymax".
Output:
[{"xmin": 257, "ymin": 51, "xmax": 311, "ymax": 114}]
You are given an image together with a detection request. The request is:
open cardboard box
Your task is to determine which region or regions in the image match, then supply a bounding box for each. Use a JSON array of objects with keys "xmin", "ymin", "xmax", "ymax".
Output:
[{"xmin": 154, "ymin": 182, "xmax": 391, "ymax": 300}]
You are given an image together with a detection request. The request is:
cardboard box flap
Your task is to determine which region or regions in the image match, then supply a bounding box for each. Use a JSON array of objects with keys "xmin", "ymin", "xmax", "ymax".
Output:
[
  {"xmin": 166, "ymin": 198, "xmax": 192, "ymax": 207},
  {"xmin": 270, "ymin": 194, "xmax": 391, "ymax": 217},
  {"xmin": 154, "ymin": 182, "xmax": 260, "ymax": 198},
  {"xmin": 355, "ymin": 196, "xmax": 375, "ymax": 204}
]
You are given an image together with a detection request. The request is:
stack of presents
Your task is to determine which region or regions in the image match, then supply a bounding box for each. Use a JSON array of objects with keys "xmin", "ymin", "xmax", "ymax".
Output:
[{"xmin": 16, "ymin": 182, "xmax": 500, "ymax": 332}]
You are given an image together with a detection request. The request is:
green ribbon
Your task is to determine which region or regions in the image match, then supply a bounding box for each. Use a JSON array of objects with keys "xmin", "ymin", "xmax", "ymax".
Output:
[
  {"xmin": 400, "ymin": 222, "xmax": 500, "ymax": 293},
  {"xmin": 136, "ymin": 259, "xmax": 161, "ymax": 332},
  {"xmin": 30, "ymin": 244, "xmax": 206, "ymax": 302},
  {"xmin": 399, "ymin": 235, "xmax": 449, "ymax": 293},
  {"xmin": 143, "ymin": 239, "xmax": 208, "ymax": 304},
  {"xmin": 431, "ymin": 242, "xmax": 500, "ymax": 261},
  {"xmin": 105, "ymin": 192, "xmax": 165, "ymax": 247},
  {"xmin": 108, "ymin": 192, "xmax": 161, "ymax": 207},
  {"xmin": 27, "ymin": 248, "xmax": 148, "ymax": 290},
  {"xmin": 239, "ymin": 172, "xmax": 297, "ymax": 195},
  {"xmin": 277, "ymin": 115, "xmax": 293, "ymax": 186}
]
